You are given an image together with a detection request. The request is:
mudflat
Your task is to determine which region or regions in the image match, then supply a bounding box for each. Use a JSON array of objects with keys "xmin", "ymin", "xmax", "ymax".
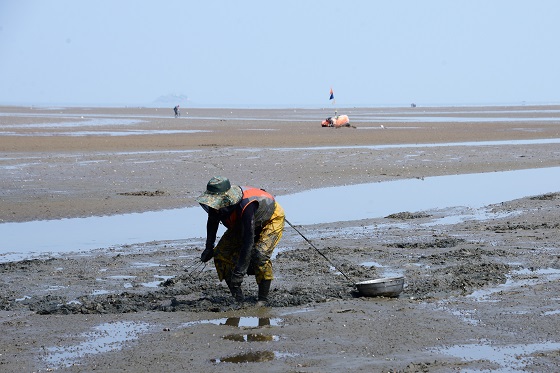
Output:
[{"xmin": 1, "ymin": 105, "xmax": 559, "ymax": 372}]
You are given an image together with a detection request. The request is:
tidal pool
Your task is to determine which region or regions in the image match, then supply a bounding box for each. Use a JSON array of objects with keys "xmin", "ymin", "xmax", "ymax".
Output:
[
  {"xmin": 182, "ymin": 317, "xmax": 282, "ymax": 328},
  {"xmin": 1, "ymin": 167, "xmax": 559, "ymax": 260},
  {"xmin": 434, "ymin": 341, "xmax": 560, "ymax": 372},
  {"xmin": 43, "ymin": 321, "xmax": 151, "ymax": 368},
  {"xmin": 467, "ymin": 268, "xmax": 560, "ymax": 302},
  {"xmin": 211, "ymin": 350, "xmax": 297, "ymax": 364}
]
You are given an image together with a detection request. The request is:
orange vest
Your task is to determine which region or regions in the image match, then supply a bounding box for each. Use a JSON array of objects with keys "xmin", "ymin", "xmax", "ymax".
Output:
[{"xmin": 223, "ymin": 187, "xmax": 276, "ymax": 229}]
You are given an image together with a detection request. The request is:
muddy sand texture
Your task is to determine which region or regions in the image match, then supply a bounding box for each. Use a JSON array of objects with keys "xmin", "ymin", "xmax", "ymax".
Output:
[{"xmin": 1, "ymin": 105, "xmax": 560, "ymax": 372}]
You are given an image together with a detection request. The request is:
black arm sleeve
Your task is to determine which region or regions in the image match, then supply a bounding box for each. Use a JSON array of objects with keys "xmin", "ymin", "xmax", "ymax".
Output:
[
  {"xmin": 205, "ymin": 209, "xmax": 220, "ymax": 250},
  {"xmin": 233, "ymin": 202, "xmax": 257, "ymax": 276}
]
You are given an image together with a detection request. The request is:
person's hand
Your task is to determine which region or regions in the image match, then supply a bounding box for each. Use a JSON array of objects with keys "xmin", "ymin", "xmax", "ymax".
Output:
[{"xmin": 200, "ymin": 246, "xmax": 214, "ymax": 262}]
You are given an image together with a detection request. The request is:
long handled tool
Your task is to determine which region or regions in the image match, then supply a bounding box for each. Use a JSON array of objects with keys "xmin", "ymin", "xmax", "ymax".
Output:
[
  {"xmin": 285, "ymin": 219, "xmax": 406, "ymax": 298},
  {"xmin": 285, "ymin": 219, "xmax": 355, "ymax": 283},
  {"xmin": 184, "ymin": 260, "xmax": 206, "ymax": 278}
]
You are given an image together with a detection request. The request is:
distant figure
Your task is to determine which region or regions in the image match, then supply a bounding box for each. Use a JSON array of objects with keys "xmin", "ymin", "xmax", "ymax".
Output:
[
  {"xmin": 321, "ymin": 114, "xmax": 352, "ymax": 128},
  {"xmin": 411, "ymin": 103, "xmax": 416, "ymax": 108},
  {"xmin": 174, "ymin": 105, "xmax": 180, "ymax": 118}
]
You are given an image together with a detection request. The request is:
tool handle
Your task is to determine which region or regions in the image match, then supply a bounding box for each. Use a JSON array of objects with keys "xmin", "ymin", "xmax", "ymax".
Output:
[{"xmin": 285, "ymin": 219, "xmax": 354, "ymax": 283}]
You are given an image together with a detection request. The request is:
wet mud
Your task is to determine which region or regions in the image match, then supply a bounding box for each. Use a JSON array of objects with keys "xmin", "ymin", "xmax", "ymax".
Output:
[
  {"xmin": 0, "ymin": 239, "xmax": 515, "ymax": 315},
  {"xmin": 2, "ymin": 192, "xmax": 559, "ymax": 372},
  {"xmin": 1, "ymin": 106, "xmax": 560, "ymax": 372}
]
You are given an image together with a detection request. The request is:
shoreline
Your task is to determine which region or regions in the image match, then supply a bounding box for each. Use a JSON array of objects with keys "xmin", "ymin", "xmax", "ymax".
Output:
[{"xmin": 2, "ymin": 100, "xmax": 560, "ymax": 109}]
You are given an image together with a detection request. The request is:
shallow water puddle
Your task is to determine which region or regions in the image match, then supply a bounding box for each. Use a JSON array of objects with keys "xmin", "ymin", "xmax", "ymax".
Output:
[
  {"xmin": 0, "ymin": 117, "xmax": 144, "ymax": 128},
  {"xmin": 279, "ymin": 307, "xmax": 316, "ymax": 316},
  {"xmin": 434, "ymin": 341, "xmax": 560, "ymax": 372},
  {"xmin": 182, "ymin": 316, "xmax": 282, "ymax": 328},
  {"xmin": 432, "ymin": 302, "xmax": 481, "ymax": 326},
  {"xmin": 431, "ymin": 267, "xmax": 560, "ymax": 327},
  {"xmin": 107, "ymin": 275, "xmax": 136, "ymax": 280},
  {"xmin": 43, "ymin": 321, "xmax": 151, "ymax": 368},
  {"xmin": 187, "ymin": 317, "xmax": 283, "ymax": 355},
  {"xmin": 223, "ymin": 333, "xmax": 280, "ymax": 342},
  {"xmin": 140, "ymin": 275, "xmax": 175, "ymax": 288},
  {"xmin": 468, "ymin": 268, "xmax": 560, "ymax": 302},
  {"xmin": 131, "ymin": 262, "xmax": 161, "ymax": 268},
  {"xmin": 212, "ymin": 350, "xmax": 297, "ymax": 364},
  {"xmin": 1, "ymin": 167, "xmax": 559, "ymax": 258},
  {"xmin": 361, "ymin": 261, "xmax": 403, "ymax": 278},
  {"xmin": 273, "ymin": 138, "xmax": 560, "ymax": 152},
  {"xmin": 421, "ymin": 209, "xmax": 520, "ymax": 227},
  {"xmin": 359, "ymin": 116, "xmax": 560, "ymax": 123},
  {"xmin": 182, "ymin": 316, "xmax": 286, "ymax": 364},
  {"xmin": 1, "ymin": 129, "xmax": 210, "ymax": 136},
  {"xmin": 281, "ymin": 166, "xmax": 560, "ymax": 225}
]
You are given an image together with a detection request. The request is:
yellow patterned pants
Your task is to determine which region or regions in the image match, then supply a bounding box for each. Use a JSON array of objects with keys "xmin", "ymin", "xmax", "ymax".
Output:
[{"xmin": 213, "ymin": 202, "xmax": 285, "ymax": 284}]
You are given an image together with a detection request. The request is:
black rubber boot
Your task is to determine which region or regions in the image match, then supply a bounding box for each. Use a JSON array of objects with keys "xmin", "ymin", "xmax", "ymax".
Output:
[
  {"xmin": 226, "ymin": 280, "xmax": 244, "ymax": 303},
  {"xmin": 231, "ymin": 286, "xmax": 244, "ymax": 302},
  {"xmin": 257, "ymin": 280, "xmax": 271, "ymax": 305}
]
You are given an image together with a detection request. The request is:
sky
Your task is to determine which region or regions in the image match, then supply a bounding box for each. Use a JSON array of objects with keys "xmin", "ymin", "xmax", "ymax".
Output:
[{"xmin": 1, "ymin": 1, "xmax": 559, "ymax": 108}]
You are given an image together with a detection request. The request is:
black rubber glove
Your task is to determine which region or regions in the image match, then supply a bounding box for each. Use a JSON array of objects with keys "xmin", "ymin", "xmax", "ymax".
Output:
[{"xmin": 200, "ymin": 246, "xmax": 214, "ymax": 262}]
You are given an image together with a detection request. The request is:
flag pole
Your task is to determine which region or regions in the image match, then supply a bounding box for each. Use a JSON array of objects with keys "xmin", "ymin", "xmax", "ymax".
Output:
[{"xmin": 330, "ymin": 87, "xmax": 337, "ymax": 117}]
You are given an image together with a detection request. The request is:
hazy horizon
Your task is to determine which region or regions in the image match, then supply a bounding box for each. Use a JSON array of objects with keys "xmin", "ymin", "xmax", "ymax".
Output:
[
  {"xmin": 1, "ymin": 1, "xmax": 559, "ymax": 108},
  {"xmin": 4, "ymin": 100, "xmax": 558, "ymax": 110}
]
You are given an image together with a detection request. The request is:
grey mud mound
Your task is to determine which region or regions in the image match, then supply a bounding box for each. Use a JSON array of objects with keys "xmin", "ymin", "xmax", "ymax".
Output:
[{"xmin": 0, "ymin": 241, "xmax": 514, "ymax": 314}]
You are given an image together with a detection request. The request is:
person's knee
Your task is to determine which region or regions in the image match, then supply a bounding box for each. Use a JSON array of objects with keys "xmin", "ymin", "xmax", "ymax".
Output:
[
  {"xmin": 254, "ymin": 262, "xmax": 273, "ymax": 283},
  {"xmin": 252, "ymin": 249, "xmax": 269, "ymax": 267}
]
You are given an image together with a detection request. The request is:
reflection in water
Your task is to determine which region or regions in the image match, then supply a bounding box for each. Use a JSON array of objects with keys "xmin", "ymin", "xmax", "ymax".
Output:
[
  {"xmin": 182, "ymin": 316, "xmax": 282, "ymax": 328},
  {"xmin": 224, "ymin": 317, "xmax": 243, "ymax": 327},
  {"xmin": 222, "ymin": 317, "xmax": 275, "ymax": 327},
  {"xmin": 212, "ymin": 350, "xmax": 276, "ymax": 363},
  {"xmin": 212, "ymin": 350, "xmax": 297, "ymax": 363},
  {"xmin": 223, "ymin": 333, "xmax": 279, "ymax": 342}
]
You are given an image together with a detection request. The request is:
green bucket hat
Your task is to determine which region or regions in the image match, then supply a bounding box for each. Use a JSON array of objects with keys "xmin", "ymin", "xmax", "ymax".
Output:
[{"xmin": 196, "ymin": 176, "xmax": 242, "ymax": 209}]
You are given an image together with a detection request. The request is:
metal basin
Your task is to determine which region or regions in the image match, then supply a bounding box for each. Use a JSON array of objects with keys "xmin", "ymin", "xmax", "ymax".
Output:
[{"xmin": 355, "ymin": 276, "xmax": 404, "ymax": 297}]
